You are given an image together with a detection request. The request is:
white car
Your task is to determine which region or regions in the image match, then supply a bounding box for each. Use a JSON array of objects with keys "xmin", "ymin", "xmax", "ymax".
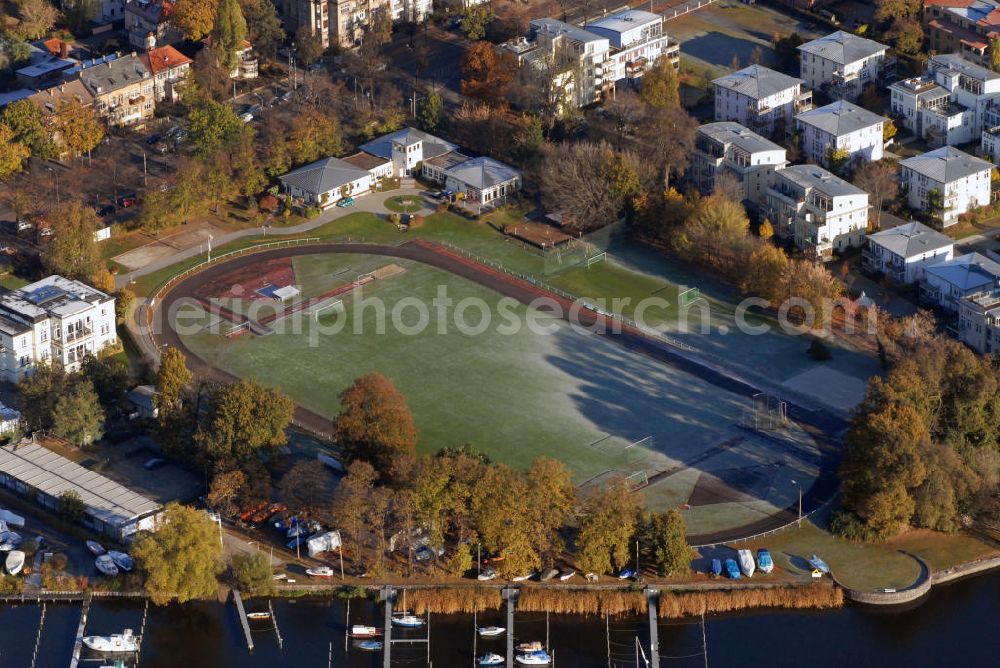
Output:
[{"xmin": 240, "ymin": 112, "xmax": 254, "ymax": 123}]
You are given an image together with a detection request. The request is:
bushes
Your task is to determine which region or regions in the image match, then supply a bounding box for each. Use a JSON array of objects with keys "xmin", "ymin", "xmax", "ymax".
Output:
[
  {"xmin": 406, "ymin": 587, "xmax": 502, "ymax": 614},
  {"xmin": 658, "ymin": 585, "xmax": 842, "ymax": 617},
  {"xmin": 518, "ymin": 588, "xmax": 646, "ymax": 616}
]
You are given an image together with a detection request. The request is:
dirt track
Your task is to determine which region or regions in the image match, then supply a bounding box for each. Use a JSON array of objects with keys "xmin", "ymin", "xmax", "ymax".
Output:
[{"xmin": 151, "ymin": 239, "xmax": 847, "ymax": 544}]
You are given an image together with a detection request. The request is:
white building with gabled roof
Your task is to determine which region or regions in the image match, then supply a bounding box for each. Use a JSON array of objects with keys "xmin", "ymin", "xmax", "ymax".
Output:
[
  {"xmin": 921, "ymin": 252, "xmax": 1000, "ymax": 312},
  {"xmin": 862, "ymin": 221, "xmax": 954, "ymax": 283},
  {"xmin": 900, "ymin": 146, "xmax": 994, "ymax": 226},
  {"xmin": 358, "ymin": 127, "xmax": 459, "ymax": 178},
  {"xmin": 692, "ymin": 122, "xmax": 787, "ymax": 211},
  {"xmin": 0, "ymin": 276, "xmax": 116, "ymax": 382},
  {"xmin": 584, "ymin": 9, "xmax": 679, "ymax": 83},
  {"xmin": 797, "ymin": 31, "xmax": 890, "ymax": 101},
  {"xmin": 278, "ymin": 157, "xmax": 372, "ymax": 208},
  {"xmin": 795, "ymin": 100, "xmax": 887, "ymax": 168},
  {"xmin": 444, "ymin": 157, "xmax": 522, "ymax": 208},
  {"xmin": 713, "ymin": 65, "xmax": 812, "ymax": 137}
]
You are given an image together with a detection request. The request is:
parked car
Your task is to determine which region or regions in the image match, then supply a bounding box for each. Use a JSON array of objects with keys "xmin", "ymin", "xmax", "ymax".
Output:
[
  {"xmin": 240, "ymin": 112, "xmax": 254, "ymax": 123},
  {"xmin": 96, "ymin": 204, "xmax": 115, "ymax": 217},
  {"xmin": 143, "ymin": 457, "xmax": 167, "ymax": 470},
  {"xmin": 336, "ymin": 197, "xmax": 354, "ymax": 208},
  {"xmin": 117, "ymin": 194, "xmax": 138, "ymax": 208},
  {"xmin": 477, "ymin": 567, "xmax": 497, "ymax": 581},
  {"xmin": 145, "ymin": 133, "xmax": 161, "ymax": 145}
]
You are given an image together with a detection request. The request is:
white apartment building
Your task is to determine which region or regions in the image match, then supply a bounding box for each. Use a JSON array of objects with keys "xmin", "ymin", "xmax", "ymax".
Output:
[
  {"xmin": 797, "ymin": 31, "xmax": 890, "ymax": 101},
  {"xmin": 795, "ymin": 100, "xmax": 886, "ymax": 168},
  {"xmin": 525, "ymin": 18, "xmax": 611, "ymax": 108},
  {"xmin": 863, "ymin": 221, "xmax": 954, "ymax": 284},
  {"xmin": 900, "ymin": 146, "xmax": 993, "ymax": 227},
  {"xmin": 958, "ymin": 290, "xmax": 1000, "ymax": 353},
  {"xmin": 584, "ymin": 9, "xmax": 679, "ymax": 84},
  {"xmin": 890, "ymin": 53, "xmax": 1000, "ymax": 146},
  {"xmin": 358, "ymin": 127, "xmax": 459, "ymax": 178},
  {"xmin": 766, "ymin": 165, "xmax": 870, "ymax": 260},
  {"xmin": 0, "ymin": 276, "xmax": 117, "ymax": 383},
  {"xmin": 713, "ymin": 65, "xmax": 812, "ymax": 137},
  {"xmin": 692, "ymin": 121, "xmax": 787, "ymax": 211},
  {"xmin": 921, "ymin": 252, "xmax": 1000, "ymax": 312}
]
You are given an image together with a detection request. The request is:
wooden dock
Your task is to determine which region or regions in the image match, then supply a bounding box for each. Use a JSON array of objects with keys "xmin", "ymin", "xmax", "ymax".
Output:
[
  {"xmin": 68, "ymin": 595, "xmax": 92, "ymax": 668},
  {"xmin": 382, "ymin": 587, "xmax": 395, "ymax": 668},
  {"xmin": 232, "ymin": 589, "xmax": 254, "ymax": 652},
  {"xmin": 647, "ymin": 588, "xmax": 661, "ymax": 668},
  {"xmin": 503, "ymin": 587, "xmax": 518, "ymax": 666}
]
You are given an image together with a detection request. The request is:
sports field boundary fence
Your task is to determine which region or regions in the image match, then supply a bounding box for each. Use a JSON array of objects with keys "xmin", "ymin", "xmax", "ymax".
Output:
[
  {"xmin": 691, "ymin": 494, "xmax": 838, "ymax": 549},
  {"xmin": 434, "ymin": 241, "xmax": 696, "ymax": 353}
]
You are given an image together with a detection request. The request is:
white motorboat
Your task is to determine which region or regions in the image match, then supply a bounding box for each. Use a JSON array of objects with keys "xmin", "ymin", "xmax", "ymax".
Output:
[
  {"xmin": 558, "ymin": 570, "xmax": 575, "ymax": 581},
  {"xmin": 515, "ymin": 650, "xmax": 552, "ymax": 665},
  {"xmin": 391, "ymin": 613, "xmax": 425, "ymax": 628},
  {"xmin": 349, "ymin": 625, "xmax": 382, "ymax": 638},
  {"xmin": 95, "ymin": 554, "xmax": 119, "ymax": 576},
  {"xmin": 736, "ymin": 549, "xmax": 755, "ymax": 578},
  {"xmin": 0, "ymin": 531, "xmax": 22, "ymax": 551},
  {"xmin": 479, "ymin": 653, "xmax": 505, "ymax": 666},
  {"xmin": 356, "ymin": 639, "xmax": 383, "ymax": 651},
  {"xmin": 108, "ymin": 551, "xmax": 134, "ymax": 572},
  {"xmin": 246, "ymin": 612, "xmax": 271, "ymax": 620},
  {"xmin": 86, "ymin": 540, "xmax": 106, "ymax": 556},
  {"xmin": 478, "ymin": 625, "xmax": 505, "ymax": 637},
  {"xmin": 305, "ymin": 566, "xmax": 334, "ymax": 579},
  {"xmin": 82, "ymin": 629, "xmax": 139, "ymax": 653},
  {"xmin": 5, "ymin": 550, "xmax": 24, "ymax": 575},
  {"xmin": 511, "ymin": 572, "xmax": 535, "ymax": 582}
]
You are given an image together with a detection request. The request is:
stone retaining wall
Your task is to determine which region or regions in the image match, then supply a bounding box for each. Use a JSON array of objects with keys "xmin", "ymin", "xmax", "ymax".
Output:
[{"xmin": 932, "ymin": 556, "xmax": 1000, "ymax": 585}]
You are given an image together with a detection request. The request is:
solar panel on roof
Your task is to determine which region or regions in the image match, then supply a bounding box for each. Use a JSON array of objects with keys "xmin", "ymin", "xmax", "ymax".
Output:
[{"xmin": 25, "ymin": 285, "xmax": 66, "ymax": 305}]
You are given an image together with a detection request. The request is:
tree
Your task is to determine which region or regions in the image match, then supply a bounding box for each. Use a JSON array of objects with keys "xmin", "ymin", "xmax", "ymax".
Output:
[
  {"xmin": 52, "ymin": 380, "xmax": 105, "ymax": 448},
  {"xmin": 214, "ymin": 0, "xmax": 248, "ymax": 73},
  {"xmin": 55, "ymin": 100, "xmax": 104, "ymax": 156},
  {"xmin": 772, "ymin": 33, "xmax": 804, "ymax": 72},
  {"xmin": 781, "ymin": 260, "xmax": 843, "ymax": 324},
  {"xmin": 883, "ymin": 119, "xmax": 897, "ymax": 143},
  {"xmin": 187, "ymin": 95, "xmax": 244, "ymax": 157},
  {"xmin": 240, "ymin": 0, "xmax": 284, "ymax": 59},
  {"xmin": 295, "ymin": 26, "xmax": 324, "ymax": 66},
  {"xmin": 461, "ymin": 6, "xmax": 494, "ymax": 41},
  {"xmin": 41, "ymin": 200, "xmax": 100, "ymax": 281},
  {"xmin": 0, "ymin": 123, "xmax": 30, "ymax": 181},
  {"xmin": 646, "ymin": 510, "xmax": 691, "ymax": 577},
  {"xmin": 741, "ymin": 243, "xmax": 789, "ymax": 303},
  {"xmin": 331, "ymin": 460, "xmax": 377, "ymax": 564},
  {"xmin": 207, "ymin": 469, "xmax": 247, "ymax": 517},
  {"xmin": 333, "ymin": 373, "xmax": 418, "ymax": 474},
  {"xmin": 925, "ymin": 187, "xmax": 950, "ymax": 227},
  {"xmin": 539, "ymin": 141, "xmax": 646, "ymax": 232},
  {"xmin": 156, "ymin": 347, "xmax": 192, "ymax": 416},
  {"xmin": 461, "ymin": 41, "xmax": 517, "ymax": 108},
  {"xmin": 64, "ymin": 0, "xmax": 98, "ymax": 31},
  {"xmin": 289, "ymin": 108, "xmax": 343, "ymax": 165},
  {"xmin": 194, "ymin": 378, "xmax": 294, "ymax": 463},
  {"xmin": 853, "ymin": 159, "xmax": 899, "ymax": 228},
  {"xmin": 172, "ymin": 0, "xmax": 219, "ymax": 41},
  {"xmin": 887, "ymin": 17, "xmax": 923, "ymax": 55},
  {"xmin": 58, "ymin": 490, "xmax": 86, "ymax": 523},
  {"xmin": 280, "ymin": 460, "xmax": 330, "ymax": 517},
  {"xmin": 16, "ymin": 361, "xmax": 66, "ymax": 431},
  {"xmin": 231, "ymin": 551, "xmax": 275, "ymax": 595},
  {"xmin": 825, "ymin": 147, "xmax": 851, "ymax": 176},
  {"xmin": 636, "ymin": 105, "xmax": 697, "ymax": 191},
  {"xmin": 365, "ymin": 486, "xmax": 393, "ymax": 572},
  {"xmin": 874, "ymin": 0, "xmax": 922, "ymax": 23},
  {"xmin": 639, "ymin": 58, "xmax": 680, "ymax": 109},
  {"xmin": 12, "ymin": 0, "xmax": 59, "ymax": 40},
  {"xmin": 2, "ymin": 100, "xmax": 55, "ymax": 158},
  {"xmin": 115, "ymin": 287, "xmax": 135, "ymax": 324},
  {"xmin": 81, "ymin": 355, "xmax": 129, "ymax": 410},
  {"xmin": 132, "ymin": 503, "xmax": 225, "ymax": 605},
  {"xmin": 526, "ymin": 457, "xmax": 574, "ymax": 567},
  {"xmin": 675, "ymin": 194, "xmax": 751, "ymax": 277},
  {"xmin": 417, "ymin": 88, "xmax": 444, "ymax": 133},
  {"xmin": 469, "ymin": 463, "xmax": 538, "ymax": 578},
  {"xmin": 576, "ymin": 477, "xmax": 640, "ymax": 574}
]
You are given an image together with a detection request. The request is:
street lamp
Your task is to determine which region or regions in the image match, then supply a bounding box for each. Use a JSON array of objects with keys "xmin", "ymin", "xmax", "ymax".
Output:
[
  {"xmin": 207, "ymin": 234, "xmax": 214, "ymax": 262},
  {"xmin": 791, "ymin": 480, "xmax": 803, "ymax": 527}
]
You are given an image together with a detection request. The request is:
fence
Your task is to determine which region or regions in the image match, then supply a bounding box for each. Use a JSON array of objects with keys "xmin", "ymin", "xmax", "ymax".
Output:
[
  {"xmin": 662, "ymin": 0, "xmax": 717, "ymax": 21},
  {"xmin": 691, "ymin": 494, "xmax": 837, "ymax": 549},
  {"xmin": 435, "ymin": 241, "xmax": 696, "ymax": 353}
]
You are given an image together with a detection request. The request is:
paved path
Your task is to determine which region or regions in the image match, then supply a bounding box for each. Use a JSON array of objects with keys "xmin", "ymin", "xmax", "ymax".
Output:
[{"xmin": 114, "ymin": 187, "xmax": 433, "ymax": 290}]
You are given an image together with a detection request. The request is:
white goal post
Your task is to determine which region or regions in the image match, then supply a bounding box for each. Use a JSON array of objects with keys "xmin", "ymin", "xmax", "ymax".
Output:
[
  {"xmin": 354, "ymin": 271, "xmax": 377, "ymax": 287},
  {"xmin": 312, "ymin": 299, "xmax": 344, "ymax": 321},
  {"xmin": 586, "ymin": 252, "xmax": 607, "ymax": 269}
]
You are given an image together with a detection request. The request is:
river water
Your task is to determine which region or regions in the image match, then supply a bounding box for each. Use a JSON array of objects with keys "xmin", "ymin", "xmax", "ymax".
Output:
[{"xmin": 1, "ymin": 571, "xmax": 998, "ymax": 667}]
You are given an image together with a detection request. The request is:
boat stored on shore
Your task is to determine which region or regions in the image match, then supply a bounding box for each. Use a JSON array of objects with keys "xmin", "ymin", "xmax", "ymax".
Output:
[
  {"xmin": 305, "ymin": 566, "xmax": 334, "ymax": 579},
  {"xmin": 737, "ymin": 550, "xmax": 755, "ymax": 578},
  {"xmin": 95, "ymin": 554, "xmax": 119, "ymax": 576},
  {"xmin": 809, "ymin": 555, "xmax": 830, "ymax": 575},
  {"xmin": 5, "ymin": 550, "xmax": 24, "ymax": 575},
  {"xmin": 108, "ymin": 551, "xmax": 133, "ymax": 572},
  {"xmin": 86, "ymin": 540, "xmax": 106, "ymax": 556},
  {"xmin": 757, "ymin": 549, "xmax": 774, "ymax": 574}
]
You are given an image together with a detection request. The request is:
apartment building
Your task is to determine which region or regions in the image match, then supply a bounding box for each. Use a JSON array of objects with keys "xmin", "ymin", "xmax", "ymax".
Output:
[
  {"xmin": 0, "ymin": 276, "xmax": 116, "ymax": 383},
  {"xmin": 81, "ymin": 54, "xmax": 155, "ymax": 127},
  {"xmin": 713, "ymin": 65, "xmax": 812, "ymax": 137},
  {"xmin": 921, "ymin": 252, "xmax": 1000, "ymax": 312},
  {"xmin": 923, "ymin": 0, "xmax": 1000, "ymax": 66},
  {"xmin": 584, "ymin": 9, "xmax": 680, "ymax": 84},
  {"xmin": 139, "ymin": 45, "xmax": 191, "ymax": 102},
  {"xmin": 795, "ymin": 100, "xmax": 886, "ymax": 168},
  {"xmin": 26, "ymin": 81, "xmax": 95, "ymax": 158},
  {"xmin": 863, "ymin": 221, "xmax": 954, "ymax": 284},
  {"xmin": 282, "ymin": 0, "xmax": 331, "ymax": 49},
  {"xmin": 691, "ymin": 121, "xmax": 787, "ymax": 211},
  {"xmin": 958, "ymin": 289, "xmax": 1000, "ymax": 353},
  {"xmin": 766, "ymin": 165, "xmax": 870, "ymax": 260},
  {"xmin": 900, "ymin": 146, "xmax": 994, "ymax": 227},
  {"xmin": 890, "ymin": 53, "xmax": 1000, "ymax": 146},
  {"xmin": 125, "ymin": 0, "xmax": 182, "ymax": 51},
  {"xmin": 797, "ymin": 30, "xmax": 890, "ymax": 101}
]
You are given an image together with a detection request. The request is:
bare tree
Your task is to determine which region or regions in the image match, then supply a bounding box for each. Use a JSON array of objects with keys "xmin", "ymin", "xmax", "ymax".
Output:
[
  {"xmin": 853, "ymin": 159, "xmax": 900, "ymax": 229},
  {"xmin": 636, "ymin": 105, "xmax": 698, "ymax": 191}
]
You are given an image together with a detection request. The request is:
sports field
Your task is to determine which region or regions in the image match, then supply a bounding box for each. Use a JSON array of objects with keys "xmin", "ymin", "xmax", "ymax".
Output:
[{"xmin": 174, "ymin": 251, "xmax": 822, "ymax": 535}]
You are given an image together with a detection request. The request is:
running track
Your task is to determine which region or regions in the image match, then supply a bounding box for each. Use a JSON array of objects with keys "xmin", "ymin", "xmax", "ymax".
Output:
[{"xmin": 151, "ymin": 239, "xmax": 848, "ymax": 544}]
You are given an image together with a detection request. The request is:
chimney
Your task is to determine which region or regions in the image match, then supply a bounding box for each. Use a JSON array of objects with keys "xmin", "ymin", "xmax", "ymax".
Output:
[{"xmin": 59, "ymin": 41, "xmax": 69, "ymax": 59}]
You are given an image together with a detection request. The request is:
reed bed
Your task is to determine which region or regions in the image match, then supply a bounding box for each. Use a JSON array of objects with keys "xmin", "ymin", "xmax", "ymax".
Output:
[
  {"xmin": 517, "ymin": 589, "xmax": 647, "ymax": 617},
  {"xmin": 658, "ymin": 585, "xmax": 843, "ymax": 618},
  {"xmin": 406, "ymin": 588, "xmax": 503, "ymax": 614}
]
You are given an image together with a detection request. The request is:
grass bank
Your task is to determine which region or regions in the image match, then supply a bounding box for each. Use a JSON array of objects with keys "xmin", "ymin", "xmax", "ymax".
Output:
[
  {"xmin": 517, "ymin": 589, "xmax": 647, "ymax": 617},
  {"xmin": 407, "ymin": 588, "xmax": 503, "ymax": 614},
  {"xmin": 658, "ymin": 584, "xmax": 842, "ymax": 618}
]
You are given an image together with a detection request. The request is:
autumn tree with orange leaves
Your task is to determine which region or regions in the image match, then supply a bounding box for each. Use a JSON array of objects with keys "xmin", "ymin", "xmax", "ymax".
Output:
[{"xmin": 460, "ymin": 41, "xmax": 517, "ymax": 108}]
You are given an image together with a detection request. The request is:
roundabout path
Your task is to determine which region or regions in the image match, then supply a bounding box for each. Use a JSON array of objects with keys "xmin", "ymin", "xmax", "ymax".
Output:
[{"xmin": 148, "ymin": 239, "xmax": 848, "ymax": 545}]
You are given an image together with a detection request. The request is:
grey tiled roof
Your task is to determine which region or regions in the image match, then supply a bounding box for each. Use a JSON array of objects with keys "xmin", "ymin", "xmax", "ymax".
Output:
[
  {"xmin": 358, "ymin": 127, "xmax": 458, "ymax": 161},
  {"xmin": 924, "ymin": 252, "xmax": 1000, "ymax": 291},
  {"xmin": 81, "ymin": 54, "xmax": 150, "ymax": 95},
  {"xmin": 775, "ymin": 164, "xmax": 866, "ymax": 198},
  {"xmin": 795, "ymin": 100, "xmax": 886, "ymax": 136},
  {"xmin": 446, "ymin": 157, "xmax": 520, "ymax": 189},
  {"xmin": 530, "ymin": 17, "xmax": 607, "ymax": 44},
  {"xmin": 797, "ymin": 31, "xmax": 887, "ymax": 65},
  {"xmin": 712, "ymin": 65, "xmax": 803, "ymax": 100},
  {"xmin": 930, "ymin": 53, "xmax": 1000, "ymax": 83},
  {"xmin": 278, "ymin": 157, "xmax": 369, "ymax": 194},
  {"xmin": 900, "ymin": 146, "xmax": 993, "ymax": 183},
  {"xmin": 868, "ymin": 221, "xmax": 953, "ymax": 259},
  {"xmin": 698, "ymin": 122, "xmax": 785, "ymax": 154}
]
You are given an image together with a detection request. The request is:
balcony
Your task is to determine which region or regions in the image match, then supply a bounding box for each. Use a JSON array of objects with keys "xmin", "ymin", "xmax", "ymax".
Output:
[
  {"xmin": 53, "ymin": 326, "xmax": 93, "ymax": 348},
  {"xmin": 794, "ymin": 91, "xmax": 812, "ymax": 113}
]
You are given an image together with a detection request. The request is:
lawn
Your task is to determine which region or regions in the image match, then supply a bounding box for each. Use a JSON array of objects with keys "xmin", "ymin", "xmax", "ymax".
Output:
[
  {"xmin": 177, "ymin": 254, "xmax": 755, "ymax": 494},
  {"xmin": 0, "ymin": 274, "xmax": 28, "ymax": 290},
  {"xmin": 736, "ymin": 521, "xmax": 997, "ymax": 591},
  {"xmin": 384, "ymin": 195, "xmax": 425, "ymax": 213}
]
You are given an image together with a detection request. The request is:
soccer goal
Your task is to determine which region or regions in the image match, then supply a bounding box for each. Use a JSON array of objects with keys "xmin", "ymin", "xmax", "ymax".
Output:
[
  {"xmin": 354, "ymin": 271, "xmax": 377, "ymax": 287},
  {"xmin": 585, "ymin": 252, "xmax": 607, "ymax": 269},
  {"xmin": 624, "ymin": 470, "xmax": 649, "ymax": 492},
  {"xmin": 312, "ymin": 299, "xmax": 344, "ymax": 321},
  {"xmin": 678, "ymin": 286, "xmax": 704, "ymax": 307},
  {"xmin": 224, "ymin": 321, "xmax": 250, "ymax": 337}
]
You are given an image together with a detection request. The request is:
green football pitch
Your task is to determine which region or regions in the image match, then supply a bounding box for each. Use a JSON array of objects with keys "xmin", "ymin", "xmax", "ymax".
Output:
[{"xmin": 177, "ymin": 253, "xmax": 752, "ymax": 485}]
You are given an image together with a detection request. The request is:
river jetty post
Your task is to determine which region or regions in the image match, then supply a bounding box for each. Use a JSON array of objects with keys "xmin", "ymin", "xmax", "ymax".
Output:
[
  {"xmin": 503, "ymin": 587, "xmax": 518, "ymax": 665},
  {"xmin": 646, "ymin": 588, "xmax": 660, "ymax": 668},
  {"xmin": 232, "ymin": 589, "xmax": 254, "ymax": 652},
  {"xmin": 381, "ymin": 586, "xmax": 395, "ymax": 668},
  {"xmin": 68, "ymin": 594, "xmax": 92, "ymax": 668}
]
